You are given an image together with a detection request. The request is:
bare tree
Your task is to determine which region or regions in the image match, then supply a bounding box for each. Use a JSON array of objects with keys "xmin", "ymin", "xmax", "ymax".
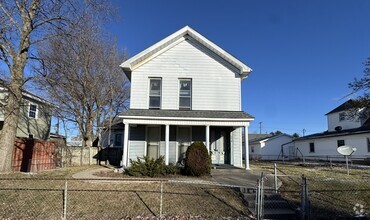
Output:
[
  {"xmin": 0, "ymin": 0, "xmax": 114, "ymax": 172},
  {"xmin": 36, "ymin": 19, "xmax": 129, "ymax": 147},
  {"xmin": 347, "ymin": 58, "xmax": 370, "ymax": 120}
]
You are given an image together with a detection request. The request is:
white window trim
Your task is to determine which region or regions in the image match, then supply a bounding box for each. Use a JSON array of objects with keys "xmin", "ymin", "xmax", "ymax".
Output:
[
  {"xmin": 148, "ymin": 78, "xmax": 162, "ymax": 109},
  {"xmin": 179, "ymin": 79, "xmax": 192, "ymax": 110},
  {"xmin": 28, "ymin": 102, "xmax": 38, "ymax": 119}
]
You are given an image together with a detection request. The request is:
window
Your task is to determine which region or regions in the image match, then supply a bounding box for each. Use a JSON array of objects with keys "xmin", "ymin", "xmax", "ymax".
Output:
[
  {"xmin": 339, "ymin": 112, "xmax": 346, "ymax": 121},
  {"xmin": 28, "ymin": 103, "xmax": 37, "ymax": 119},
  {"xmin": 114, "ymin": 133, "xmax": 122, "ymax": 146},
  {"xmin": 251, "ymin": 146, "xmax": 255, "ymax": 153},
  {"xmin": 179, "ymin": 79, "xmax": 191, "ymax": 110},
  {"xmin": 149, "ymin": 78, "xmax": 161, "ymax": 109},
  {"xmin": 367, "ymin": 138, "xmax": 370, "ymax": 152},
  {"xmin": 337, "ymin": 140, "xmax": 345, "ymax": 148},
  {"xmin": 309, "ymin": 142, "xmax": 315, "ymax": 153}
]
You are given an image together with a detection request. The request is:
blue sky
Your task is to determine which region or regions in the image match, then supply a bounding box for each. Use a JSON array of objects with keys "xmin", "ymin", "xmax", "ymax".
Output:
[{"xmin": 107, "ymin": 0, "xmax": 370, "ymax": 136}]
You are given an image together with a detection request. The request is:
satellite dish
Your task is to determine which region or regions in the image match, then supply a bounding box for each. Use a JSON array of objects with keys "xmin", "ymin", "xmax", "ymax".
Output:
[{"xmin": 337, "ymin": 145, "xmax": 357, "ymax": 156}]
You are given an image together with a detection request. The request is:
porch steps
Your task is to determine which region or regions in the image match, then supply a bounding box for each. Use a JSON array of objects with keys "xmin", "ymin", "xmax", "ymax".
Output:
[{"xmin": 240, "ymin": 189, "xmax": 297, "ymax": 219}]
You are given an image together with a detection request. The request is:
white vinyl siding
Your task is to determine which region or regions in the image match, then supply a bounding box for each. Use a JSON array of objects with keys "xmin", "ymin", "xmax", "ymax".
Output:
[
  {"xmin": 232, "ymin": 127, "xmax": 242, "ymax": 167},
  {"xmin": 128, "ymin": 141, "xmax": 145, "ymax": 162},
  {"xmin": 130, "ymin": 38, "xmax": 241, "ymax": 111},
  {"xmin": 295, "ymin": 134, "xmax": 370, "ymax": 160}
]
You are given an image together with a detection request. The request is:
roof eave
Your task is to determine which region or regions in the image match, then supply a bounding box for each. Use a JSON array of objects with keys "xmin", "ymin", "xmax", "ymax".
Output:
[{"xmin": 119, "ymin": 26, "xmax": 252, "ymax": 79}]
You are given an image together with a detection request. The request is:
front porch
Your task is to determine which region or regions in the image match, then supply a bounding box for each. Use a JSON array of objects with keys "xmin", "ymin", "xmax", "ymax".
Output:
[{"xmin": 119, "ymin": 109, "xmax": 254, "ymax": 169}]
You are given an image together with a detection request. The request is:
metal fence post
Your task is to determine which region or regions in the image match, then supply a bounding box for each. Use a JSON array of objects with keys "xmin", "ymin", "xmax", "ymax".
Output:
[
  {"xmin": 63, "ymin": 180, "xmax": 68, "ymax": 220},
  {"xmin": 256, "ymin": 172, "xmax": 264, "ymax": 220},
  {"xmin": 274, "ymin": 163, "xmax": 278, "ymax": 193},
  {"xmin": 160, "ymin": 181, "xmax": 163, "ymax": 218},
  {"xmin": 305, "ymin": 178, "xmax": 310, "ymax": 220},
  {"xmin": 301, "ymin": 175, "xmax": 305, "ymax": 220},
  {"xmin": 260, "ymin": 173, "xmax": 264, "ymax": 219},
  {"xmin": 301, "ymin": 175, "xmax": 310, "ymax": 220}
]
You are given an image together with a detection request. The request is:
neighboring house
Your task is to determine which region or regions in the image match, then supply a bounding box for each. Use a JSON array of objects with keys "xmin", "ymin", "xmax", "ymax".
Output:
[
  {"xmin": 249, "ymin": 134, "xmax": 294, "ymax": 160},
  {"xmin": 0, "ymin": 85, "xmax": 52, "ymax": 140},
  {"xmin": 119, "ymin": 26, "xmax": 254, "ymax": 168},
  {"xmin": 67, "ymin": 136, "xmax": 83, "ymax": 147},
  {"xmin": 101, "ymin": 117, "xmax": 124, "ymax": 148},
  {"xmin": 294, "ymin": 100, "xmax": 370, "ymax": 161}
]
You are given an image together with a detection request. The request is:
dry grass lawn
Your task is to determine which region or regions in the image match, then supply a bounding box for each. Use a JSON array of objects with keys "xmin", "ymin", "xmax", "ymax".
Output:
[
  {"xmin": 251, "ymin": 161, "xmax": 370, "ymax": 219},
  {"xmin": 0, "ymin": 166, "xmax": 250, "ymax": 219}
]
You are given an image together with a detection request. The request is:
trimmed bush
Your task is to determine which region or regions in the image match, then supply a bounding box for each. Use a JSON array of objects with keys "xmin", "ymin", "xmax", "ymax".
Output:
[
  {"xmin": 126, "ymin": 156, "xmax": 180, "ymax": 177},
  {"xmin": 184, "ymin": 141, "xmax": 211, "ymax": 176}
]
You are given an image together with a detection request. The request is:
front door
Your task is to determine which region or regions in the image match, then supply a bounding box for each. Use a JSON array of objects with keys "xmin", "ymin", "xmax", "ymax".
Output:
[
  {"xmin": 211, "ymin": 128, "xmax": 231, "ymax": 165},
  {"xmin": 177, "ymin": 126, "xmax": 191, "ymax": 162},
  {"xmin": 147, "ymin": 126, "xmax": 160, "ymax": 159}
]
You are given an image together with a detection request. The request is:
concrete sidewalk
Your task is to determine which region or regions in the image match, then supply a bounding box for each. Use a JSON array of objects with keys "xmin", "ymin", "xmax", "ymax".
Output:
[
  {"xmin": 71, "ymin": 164, "xmax": 277, "ymax": 189},
  {"xmin": 211, "ymin": 166, "xmax": 276, "ymax": 188},
  {"xmin": 72, "ymin": 166, "xmax": 114, "ymax": 179}
]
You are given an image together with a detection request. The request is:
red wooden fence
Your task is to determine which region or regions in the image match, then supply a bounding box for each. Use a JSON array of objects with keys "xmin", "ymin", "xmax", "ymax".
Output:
[{"xmin": 12, "ymin": 138, "xmax": 57, "ymax": 172}]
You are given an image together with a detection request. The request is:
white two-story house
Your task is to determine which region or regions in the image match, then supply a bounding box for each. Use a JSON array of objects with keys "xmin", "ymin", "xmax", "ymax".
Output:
[
  {"xmin": 294, "ymin": 99, "xmax": 370, "ymax": 161},
  {"xmin": 119, "ymin": 26, "xmax": 254, "ymax": 168}
]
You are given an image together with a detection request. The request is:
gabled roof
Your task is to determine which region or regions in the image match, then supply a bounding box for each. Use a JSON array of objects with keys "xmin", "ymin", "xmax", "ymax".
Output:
[
  {"xmin": 295, "ymin": 118, "xmax": 370, "ymax": 141},
  {"xmin": 326, "ymin": 99, "xmax": 355, "ymax": 115},
  {"xmin": 120, "ymin": 26, "xmax": 252, "ymax": 80},
  {"xmin": 0, "ymin": 85, "xmax": 53, "ymax": 105},
  {"xmin": 249, "ymin": 133, "xmax": 293, "ymax": 144}
]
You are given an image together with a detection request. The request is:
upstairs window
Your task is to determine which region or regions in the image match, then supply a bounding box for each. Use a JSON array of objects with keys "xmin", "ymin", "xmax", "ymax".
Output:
[
  {"xmin": 339, "ymin": 112, "xmax": 346, "ymax": 121},
  {"xmin": 149, "ymin": 78, "xmax": 161, "ymax": 109},
  {"xmin": 28, "ymin": 103, "xmax": 37, "ymax": 119},
  {"xmin": 309, "ymin": 142, "xmax": 315, "ymax": 153},
  {"xmin": 179, "ymin": 79, "xmax": 191, "ymax": 110},
  {"xmin": 337, "ymin": 140, "xmax": 345, "ymax": 148},
  {"xmin": 367, "ymin": 138, "xmax": 370, "ymax": 152}
]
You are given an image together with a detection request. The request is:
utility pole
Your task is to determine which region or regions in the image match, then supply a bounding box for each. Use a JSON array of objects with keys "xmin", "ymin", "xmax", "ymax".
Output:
[
  {"xmin": 259, "ymin": 122, "xmax": 262, "ymax": 135},
  {"xmin": 302, "ymin": 129, "xmax": 306, "ymax": 137}
]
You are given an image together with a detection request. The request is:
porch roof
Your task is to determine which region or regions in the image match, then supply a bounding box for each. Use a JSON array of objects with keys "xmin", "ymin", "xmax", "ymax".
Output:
[
  {"xmin": 119, "ymin": 109, "xmax": 253, "ymax": 119},
  {"xmin": 118, "ymin": 109, "xmax": 253, "ymax": 126}
]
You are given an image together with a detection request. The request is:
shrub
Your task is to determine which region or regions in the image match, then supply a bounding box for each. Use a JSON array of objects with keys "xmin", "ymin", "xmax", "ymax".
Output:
[
  {"xmin": 184, "ymin": 141, "xmax": 211, "ymax": 176},
  {"xmin": 126, "ymin": 156, "xmax": 165, "ymax": 177},
  {"xmin": 126, "ymin": 156, "xmax": 180, "ymax": 177}
]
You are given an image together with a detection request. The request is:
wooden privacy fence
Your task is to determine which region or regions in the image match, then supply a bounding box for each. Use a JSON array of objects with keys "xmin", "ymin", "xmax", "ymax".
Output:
[{"xmin": 12, "ymin": 138, "xmax": 57, "ymax": 172}]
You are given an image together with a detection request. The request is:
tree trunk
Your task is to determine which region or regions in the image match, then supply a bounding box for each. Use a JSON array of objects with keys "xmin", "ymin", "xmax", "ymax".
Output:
[
  {"xmin": 0, "ymin": 4, "xmax": 32, "ymax": 172},
  {"xmin": 0, "ymin": 71, "xmax": 24, "ymax": 172}
]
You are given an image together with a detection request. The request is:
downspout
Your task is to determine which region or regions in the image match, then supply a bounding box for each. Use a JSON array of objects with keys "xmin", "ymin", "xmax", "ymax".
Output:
[{"xmin": 280, "ymin": 141, "xmax": 295, "ymax": 161}]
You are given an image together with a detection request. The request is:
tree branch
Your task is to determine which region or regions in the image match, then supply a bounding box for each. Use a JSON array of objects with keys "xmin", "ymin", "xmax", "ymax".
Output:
[{"xmin": 0, "ymin": 2, "xmax": 21, "ymax": 32}]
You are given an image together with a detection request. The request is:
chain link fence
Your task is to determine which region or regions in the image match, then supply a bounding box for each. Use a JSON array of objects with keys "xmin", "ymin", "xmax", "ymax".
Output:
[
  {"xmin": 0, "ymin": 178, "xmax": 251, "ymax": 219},
  {"xmin": 259, "ymin": 163, "xmax": 370, "ymax": 219}
]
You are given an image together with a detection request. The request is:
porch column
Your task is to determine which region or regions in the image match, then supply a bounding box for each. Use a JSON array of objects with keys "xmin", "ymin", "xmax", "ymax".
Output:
[
  {"xmin": 165, "ymin": 124, "xmax": 170, "ymax": 165},
  {"xmin": 244, "ymin": 125, "xmax": 250, "ymax": 170},
  {"xmin": 205, "ymin": 125, "xmax": 210, "ymax": 153},
  {"xmin": 122, "ymin": 123, "xmax": 129, "ymax": 167}
]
